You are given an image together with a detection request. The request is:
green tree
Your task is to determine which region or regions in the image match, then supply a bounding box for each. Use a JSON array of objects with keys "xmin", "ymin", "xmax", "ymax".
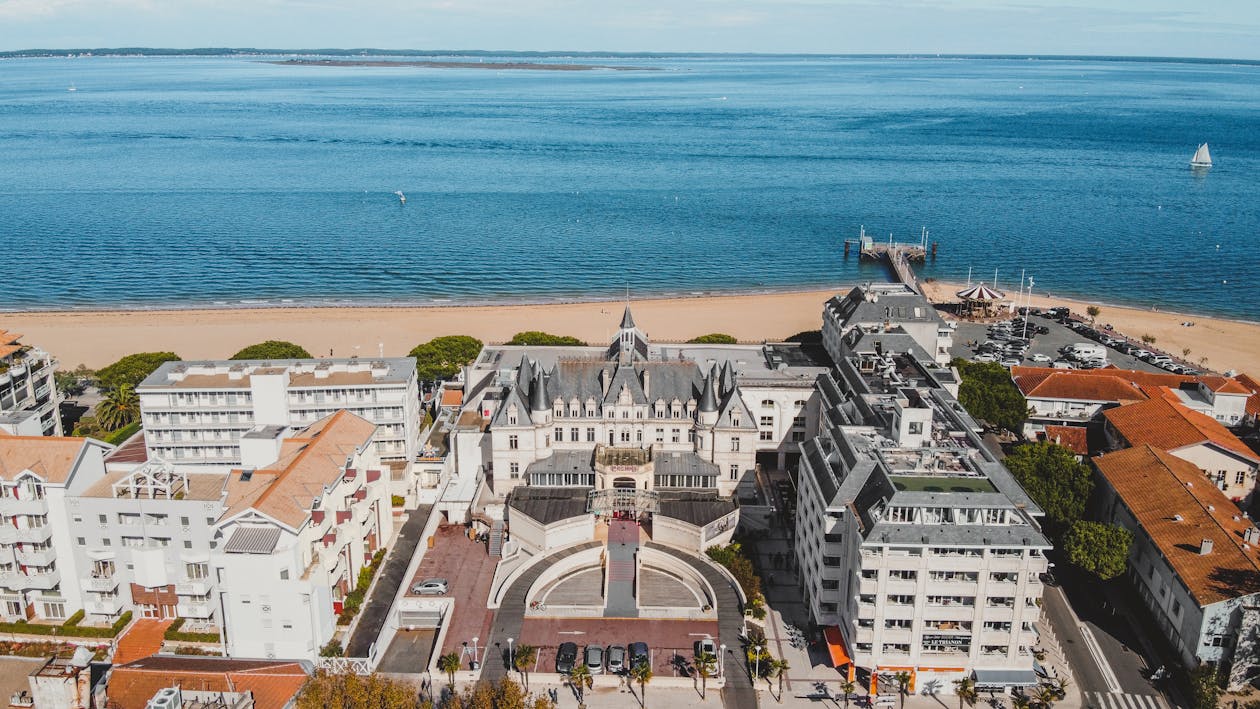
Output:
[
  {"xmin": 409, "ymin": 335, "xmax": 484, "ymax": 381},
  {"xmin": 894, "ymin": 671, "xmax": 912, "ymax": 709},
  {"xmin": 1003, "ymin": 441, "xmax": 1094, "ymax": 540},
  {"xmin": 438, "ymin": 652, "xmax": 462, "ymax": 689},
  {"xmin": 96, "ymin": 352, "xmax": 181, "ymax": 389},
  {"xmin": 705, "ymin": 544, "xmax": 765, "ymax": 616},
  {"xmin": 951, "ymin": 358, "xmax": 1029, "ymax": 432},
  {"xmin": 506, "ymin": 331, "xmax": 586, "ymax": 346},
  {"xmin": 953, "ymin": 676, "xmax": 979, "ymax": 709},
  {"xmin": 1187, "ymin": 664, "xmax": 1222, "ymax": 709},
  {"xmin": 746, "ymin": 642, "xmax": 772, "ymax": 680},
  {"xmin": 94, "ymin": 384, "xmax": 139, "ymax": 431},
  {"xmin": 453, "ymin": 677, "xmax": 552, "ymax": 709},
  {"xmin": 1064, "ymin": 521, "xmax": 1132, "ymax": 580},
  {"xmin": 318, "ymin": 639, "xmax": 343, "ymax": 657},
  {"xmin": 512, "ymin": 643, "xmax": 537, "ymax": 688},
  {"xmin": 1086, "ymin": 306, "xmax": 1101, "ymax": 323},
  {"xmin": 629, "ymin": 659, "xmax": 652, "ymax": 708},
  {"xmin": 296, "ymin": 669, "xmax": 421, "ymax": 708},
  {"xmin": 838, "ymin": 678, "xmax": 854, "ymax": 709},
  {"xmin": 1012, "ymin": 694, "xmax": 1032, "ymax": 709},
  {"xmin": 568, "ymin": 663, "xmax": 593, "ymax": 706},
  {"xmin": 686, "ymin": 333, "xmax": 738, "ymax": 344},
  {"xmin": 230, "ymin": 340, "xmax": 312, "ymax": 360},
  {"xmin": 695, "ymin": 651, "xmax": 717, "ymax": 700},
  {"xmin": 54, "ymin": 365, "xmax": 93, "ymax": 397}
]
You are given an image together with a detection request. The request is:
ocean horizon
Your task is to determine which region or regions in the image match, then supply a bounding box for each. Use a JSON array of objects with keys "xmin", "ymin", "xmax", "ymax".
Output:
[{"xmin": 2, "ymin": 53, "xmax": 1257, "ymax": 317}]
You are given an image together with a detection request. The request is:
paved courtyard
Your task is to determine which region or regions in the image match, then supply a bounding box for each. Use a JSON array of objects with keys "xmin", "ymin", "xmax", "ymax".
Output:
[{"xmin": 408, "ymin": 524, "xmax": 500, "ymax": 661}]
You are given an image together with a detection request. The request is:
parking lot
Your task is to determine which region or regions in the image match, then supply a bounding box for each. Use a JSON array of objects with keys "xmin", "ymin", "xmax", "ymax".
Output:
[
  {"xmin": 950, "ymin": 310, "xmax": 1170, "ymax": 373},
  {"xmin": 514, "ymin": 616, "xmax": 722, "ymax": 679},
  {"xmin": 408, "ymin": 524, "xmax": 500, "ymax": 661}
]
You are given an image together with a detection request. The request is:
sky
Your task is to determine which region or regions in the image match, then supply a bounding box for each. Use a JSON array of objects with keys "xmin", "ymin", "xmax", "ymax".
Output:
[{"xmin": 1, "ymin": 0, "xmax": 1258, "ymax": 60}]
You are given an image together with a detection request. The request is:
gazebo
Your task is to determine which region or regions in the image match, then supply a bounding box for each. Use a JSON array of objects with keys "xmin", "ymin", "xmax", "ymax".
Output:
[{"xmin": 956, "ymin": 284, "xmax": 1006, "ymax": 317}]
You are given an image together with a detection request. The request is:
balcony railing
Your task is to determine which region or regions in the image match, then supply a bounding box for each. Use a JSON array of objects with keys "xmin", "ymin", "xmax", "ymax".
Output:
[
  {"xmin": 0, "ymin": 568, "xmax": 60, "ymax": 590},
  {"xmin": 15, "ymin": 547, "xmax": 56, "ymax": 566},
  {"xmin": 175, "ymin": 580, "xmax": 211, "ymax": 596},
  {"xmin": 0, "ymin": 526, "xmax": 53, "ymax": 544},
  {"xmin": 0, "ymin": 497, "xmax": 48, "ymax": 516},
  {"xmin": 176, "ymin": 602, "xmax": 214, "ymax": 619},
  {"xmin": 86, "ymin": 597, "xmax": 123, "ymax": 616},
  {"xmin": 82, "ymin": 575, "xmax": 119, "ymax": 592}
]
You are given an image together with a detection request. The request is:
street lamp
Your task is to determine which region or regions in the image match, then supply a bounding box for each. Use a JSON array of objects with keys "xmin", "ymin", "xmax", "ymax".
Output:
[
  {"xmin": 753, "ymin": 641, "xmax": 764, "ymax": 682},
  {"xmin": 719, "ymin": 643, "xmax": 726, "ymax": 678},
  {"xmin": 508, "ymin": 637, "xmax": 514, "ymax": 671},
  {"xmin": 472, "ymin": 636, "xmax": 479, "ymax": 666}
]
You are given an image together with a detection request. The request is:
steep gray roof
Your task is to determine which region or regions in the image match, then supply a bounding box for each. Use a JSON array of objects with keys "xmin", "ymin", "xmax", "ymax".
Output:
[
  {"xmin": 545, "ymin": 361, "xmax": 706, "ymax": 408},
  {"xmin": 621, "ymin": 306, "xmax": 636, "ymax": 329},
  {"xmin": 529, "ymin": 365, "xmax": 550, "ymax": 412},
  {"xmin": 698, "ymin": 375, "xmax": 718, "ymax": 413}
]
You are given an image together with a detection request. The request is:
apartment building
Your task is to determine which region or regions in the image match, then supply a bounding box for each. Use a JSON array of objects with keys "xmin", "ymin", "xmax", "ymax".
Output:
[
  {"xmin": 795, "ymin": 329, "xmax": 1050, "ymax": 693},
  {"xmin": 822, "ymin": 284, "xmax": 955, "ymax": 366},
  {"xmin": 1103, "ymin": 396, "xmax": 1259, "ymax": 504},
  {"xmin": 66, "ymin": 460, "xmax": 228, "ymax": 625},
  {"xmin": 0, "ymin": 330, "xmax": 62, "ymax": 437},
  {"xmin": 136, "ymin": 358, "xmax": 419, "ymax": 466},
  {"xmin": 0, "ymin": 433, "xmax": 111, "ymax": 621},
  {"xmin": 212, "ymin": 410, "xmax": 393, "ymax": 660},
  {"xmin": 1093, "ymin": 445, "xmax": 1260, "ymax": 689}
]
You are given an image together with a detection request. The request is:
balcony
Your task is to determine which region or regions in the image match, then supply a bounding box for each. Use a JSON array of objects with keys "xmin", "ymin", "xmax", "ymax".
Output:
[
  {"xmin": 175, "ymin": 579, "xmax": 211, "ymax": 596},
  {"xmin": 82, "ymin": 575, "xmax": 119, "ymax": 592},
  {"xmin": 0, "ymin": 526, "xmax": 53, "ymax": 544},
  {"xmin": 0, "ymin": 497, "xmax": 49, "ymax": 516},
  {"xmin": 15, "ymin": 547, "xmax": 56, "ymax": 566},
  {"xmin": 177, "ymin": 602, "xmax": 215, "ymax": 619},
  {"xmin": 86, "ymin": 597, "xmax": 123, "ymax": 616},
  {"xmin": 0, "ymin": 568, "xmax": 60, "ymax": 590}
]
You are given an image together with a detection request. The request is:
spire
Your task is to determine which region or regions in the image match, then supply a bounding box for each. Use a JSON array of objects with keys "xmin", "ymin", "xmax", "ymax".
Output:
[
  {"xmin": 620, "ymin": 306, "xmax": 636, "ymax": 330},
  {"xmin": 529, "ymin": 364, "xmax": 549, "ymax": 412},
  {"xmin": 698, "ymin": 373, "xmax": 718, "ymax": 413},
  {"xmin": 719, "ymin": 361, "xmax": 733, "ymax": 395}
]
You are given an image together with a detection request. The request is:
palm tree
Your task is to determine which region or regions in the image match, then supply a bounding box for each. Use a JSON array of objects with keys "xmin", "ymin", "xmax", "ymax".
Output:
[
  {"xmin": 1051, "ymin": 677, "xmax": 1071, "ymax": 700},
  {"xmin": 695, "ymin": 651, "xmax": 717, "ymax": 700},
  {"xmin": 953, "ymin": 677, "xmax": 979, "ymax": 709},
  {"xmin": 1033, "ymin": 683, "xmax": 1058, "ymax": 709},
  {"xmin": 95, "ymin": 384, "xmax": 139, "ymax": 431},
  {"xmin": 1012, "ymin": 694, "xmax": 1032, "ymax": 709},
  {"xmin": 629, "ymin": 660, "xmax": 653, "ymax": 707},
  {"xmin": 569, "ymin": 663, "xmax": 593, "ymax": 707},
  {"xmin": 894, "ymin": 671, "xmax": 912, "ymax": 709},
  {"xmin": 839, "ymin": 679, "xmax": 855, "ymax": 709},
  {"xmin": 746, "ymin": 643, "xmax": 771, "ymax": 681},
  {"xmin": 513, "ymin": 643, "xmax": 537, "ymax": 688},
  {"xmin": 437, "ymin": 652, "xmax": 461, "ymax": 690}
]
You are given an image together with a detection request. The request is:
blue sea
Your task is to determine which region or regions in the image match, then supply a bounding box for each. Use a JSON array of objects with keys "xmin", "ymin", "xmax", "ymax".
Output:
[{"xmin": 1, "ymin": 54, "xmax": 1258, "ymax": 317}]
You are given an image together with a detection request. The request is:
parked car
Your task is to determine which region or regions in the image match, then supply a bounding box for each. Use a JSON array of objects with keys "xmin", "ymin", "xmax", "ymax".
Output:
[
  {"xmin": 694, "ymin": 637, "xmax": 717, "ymax": 658},
  {"xmin": 411, "ymin": 578, "xmax": 448, "ymax": 595},
  {"xmin": 1031, "ymin": 353, "xmax": 1052, "ymax": 363},
  {"xmin": 629, "ymin": 642, "xmax": 650, "ymax": 668},
  {"xmin": 1051, "ymin": 360, "xmax": 1074, "ymax": 369},
  {"xmin": 973, "ymin": 354, "xmax": 997, "ymax": 363},
  {"xmin": 1000, "ymin": 358, "xmax": 1022, "ymax": 368},
  {"xmin": 586, "ymin": 645, "xmax": 605, "ymax": 674},
  {"xmin": 556, "ymin": 642, "xmax": 579, "ymax": 674},
  {"xmin": 607, "ymin": 644, "xmax": 626, "ymax": 674}
]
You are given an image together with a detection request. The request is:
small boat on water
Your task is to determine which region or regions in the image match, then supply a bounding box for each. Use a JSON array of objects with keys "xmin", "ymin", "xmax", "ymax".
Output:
[{"xmin": 1190, "ymin": 143, "xmax": 1212, "ymax": 168}]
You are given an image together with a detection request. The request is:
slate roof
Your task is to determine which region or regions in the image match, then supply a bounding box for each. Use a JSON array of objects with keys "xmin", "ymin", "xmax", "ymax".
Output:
[
  {"xmin": 826, "ymin": 285, "xmax": 945, "ymax": 326},
  {"xmin": 1094, "ymin": 445, "xmax": 1260, "ymax": 607},
  {"xmin": 656, "ymin": 489, "xmax": 736, "ymax": 526},
  {"xmin": 508, "ymin": 486, "xmax": 589, "ymax": 525}
]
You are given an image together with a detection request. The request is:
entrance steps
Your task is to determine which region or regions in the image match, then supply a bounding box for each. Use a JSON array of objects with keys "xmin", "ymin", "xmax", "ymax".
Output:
[{"xmin": 488, "ymin": 519, "xmax": 504, "ymax": 557}]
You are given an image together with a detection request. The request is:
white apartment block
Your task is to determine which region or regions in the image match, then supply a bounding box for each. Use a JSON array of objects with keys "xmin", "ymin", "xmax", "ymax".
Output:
[
  {"xmin": 66, "ymin": 460, "xmax": 228, "ymax": 625},
  {"xmin": 212, "ymin": 410, "xmax": 393, "ymax": 660},
  {"xmin": 136, "ymin": 358, "xmax": 420, "ymax": 466},
  {"xmin": 453, "ymin": 308, "xmax": 827, "ymax": 503},
  {"xmin": 796, "ymin": 329, "xmax": 1050, "ymax": 692},
  {"xmin": 0, "ymin": 433, "xmax": 111, "ymax": 621},
  {"xmin": 823, "ymin": 284, "xmax": 955, "ymax": 366},
  {"xmin": 0, "ymin": 330, "xmax": 62, "ymax": 437}
]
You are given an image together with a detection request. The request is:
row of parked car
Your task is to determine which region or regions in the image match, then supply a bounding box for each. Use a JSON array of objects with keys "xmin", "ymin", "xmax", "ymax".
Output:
[
  {"xmin": 1042, "ymin": 310, "xmax": 1202, "ymax": 375},
  {"xmin": 555, "ymin": 636, "xmax": 718, "ymax": 675},
  {"xmin": 972, "ymin": 317, "xmax": 1049, "ymax": 367}
]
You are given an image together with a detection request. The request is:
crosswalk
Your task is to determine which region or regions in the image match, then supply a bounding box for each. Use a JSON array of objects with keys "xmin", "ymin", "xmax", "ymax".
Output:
[{"xmin": 1085, "ymin": 691, "xmax": 1173, "ymax": 709}]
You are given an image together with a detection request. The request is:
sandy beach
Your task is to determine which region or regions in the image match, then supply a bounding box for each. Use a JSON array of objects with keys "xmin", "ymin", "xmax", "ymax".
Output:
[
  {"xmin": 0, "ymin": 290, "xmax": 837, "ymax": 369},
  {"xmin": 921, "ymin": 280, "xmax": 1260, "ymax": 376}
]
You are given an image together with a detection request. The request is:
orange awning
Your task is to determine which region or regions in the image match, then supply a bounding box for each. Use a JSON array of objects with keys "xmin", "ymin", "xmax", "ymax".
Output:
[{"xmin": 824, "ymin": 626, "xmax": 851, "ymax": 668}]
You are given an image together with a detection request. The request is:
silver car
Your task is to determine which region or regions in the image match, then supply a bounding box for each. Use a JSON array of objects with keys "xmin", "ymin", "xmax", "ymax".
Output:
[{"xmin": 411, "ymin": 578, "xmax": 448, "ymax": 595}]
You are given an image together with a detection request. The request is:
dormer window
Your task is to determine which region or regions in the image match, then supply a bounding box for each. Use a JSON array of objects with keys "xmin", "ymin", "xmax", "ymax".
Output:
[
  {"xmin": 732, "ymin": 413, "xmax": 741, "ymax": 427},
  {"xmin": 507, "ymin": 404, "xmax": 518, "ymax": 426}
]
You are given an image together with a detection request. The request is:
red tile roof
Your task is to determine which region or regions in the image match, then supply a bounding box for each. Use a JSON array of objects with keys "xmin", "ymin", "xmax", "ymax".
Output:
[
  {"xmin": 440, "ymin": 388, "xmax": 464, "ymax": 407},
  {"xmin": 113, "ymin": 619, "xmax": 172, "ymax": 665},
  {"xmin": 1235, "ymin": 374, "xmax": 1260, "ymax": 416},
  {"xmin": 1094, "ymin": 445, "xmax": 1260, "ymax": 606},
  {"xmin": 1012, "ymin": 369, "xmax": 1149, "ymax": 403},
  {"xmin": 1103, "ymin": 397, "xmax": 1259, "ymax": 463},
  {"xmin": 106, "ymin": 656, "xmax": 309, "ymax": 709},
  {"xmin": 0, "ymin": 435, "xmax": 96, "ymax": 484},
  {"xmin": 1042, "ymin": 426, "xmax": 1089, "ymax": 456}
]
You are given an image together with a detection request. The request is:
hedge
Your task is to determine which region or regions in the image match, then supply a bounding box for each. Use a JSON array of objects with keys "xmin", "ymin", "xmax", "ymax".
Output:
[
  {"xmin": 102, "ymin": 421, "xmax": 142, "ymax": 446},
  {"xmin": 164, "ymin": 617, "xmax": 221, "ymax": 644},
  {"xmin": 337, "ymin": 549, "xmax": 388, "ymax": 625},
  {"xmin": 0, "ymin": 610, "xmax": 131, "ymax": 638}
]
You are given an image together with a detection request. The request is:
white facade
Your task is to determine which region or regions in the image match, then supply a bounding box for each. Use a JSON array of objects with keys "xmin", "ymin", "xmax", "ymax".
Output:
[
  {"xmin": 212, "ymin": 411, "xmax": 393, "ymax": 660},
  {"xmin": 136, "ymin": 358, "xmax": 420, "ymax": 466},
  {"xmin": 796, "ymin": 330, "xmax": 1049, "ymax": 692},
  {"xmin": 823, "ymin": 284, "xmax": 955, "ymax": 366},
  {"xmin": 0, "ymin": 435, "xmax": 111, "ymax": 621},
  {"xmin": 0, "ymin": 331, "xmax": 62, "ymax": 437}
]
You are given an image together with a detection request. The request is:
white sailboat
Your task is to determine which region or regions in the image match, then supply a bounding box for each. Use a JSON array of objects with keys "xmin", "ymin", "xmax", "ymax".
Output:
[{"xmin": 1190, "ymin": 143, "xmax": 1212, "ymax": 168}]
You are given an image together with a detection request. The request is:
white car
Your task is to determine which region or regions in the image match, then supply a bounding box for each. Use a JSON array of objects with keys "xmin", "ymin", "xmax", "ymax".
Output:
[
  {"xmin": 1051, "ymin": 360, "xmax": 1074, "ymax": 369},
  {"xmin": 1000, "ymin": 358, "xmax": 1022, "ymax": 368},
  {"xmin": 411, "ymin": 578, "xmax": 448, "ymax": 595},
  {"xmin": 973, "ymin": 354, "xmax": 998, "ymax": 363},
  {"xmin": 1030, "ymin": 354, "xmax": 1052, "ymax": 363}
]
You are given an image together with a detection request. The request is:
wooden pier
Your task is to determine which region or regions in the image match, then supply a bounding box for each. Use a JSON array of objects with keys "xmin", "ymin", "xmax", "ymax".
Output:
[{"xmin": 843, "ymin": 226, "xmax": 937, "ymax": 295}]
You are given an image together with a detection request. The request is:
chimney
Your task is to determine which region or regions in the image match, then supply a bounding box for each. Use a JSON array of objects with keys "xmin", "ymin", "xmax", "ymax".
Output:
[
  {"xmin": 641, "ymin": 369, "xmax": 650, "ymax": 399},
  {"xmin": 1200, "ymin": 538, "xmax": 1214, "ymax": 556},
  {"xmin": 600, "ymin": 368, "xmax": 611, "ymax": 397},
  {"xmin": 1245, "ymin": 528, "xmax": 1260, "ymax": 544}
]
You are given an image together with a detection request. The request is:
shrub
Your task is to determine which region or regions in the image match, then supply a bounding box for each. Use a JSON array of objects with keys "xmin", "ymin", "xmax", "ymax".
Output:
[
  {"xmin": 0, "ymin": 610, "xmax": 132, "ymax": 639},
  {"xmin": 391, "ymin": 495, "xmax": 405, "ymax": 508},
  {"xmin": 337, "ymin": 549, "xmax": 389, "ymax": 624},
  {"xmin": 409, "ymin": 335, "xmax": 483, "ymax": 381},
  {"xmin": 687, "ymin": 333, "xmax": 738, "ymax": 344},
  {"xmin": 706, "ymin": 543, "xmax": 765, "ymax": 612},
  {"xmin": 319, "ymin": 640, "xmax": 344, "ymax": 658},
  {"xmin": 64, "ymin": 609, "xmax": 85, "ymax": 627},
  {"xmin": 102, "ymin": 420, "xmax": 142, "ymax": 446},
  {"xmin": 230, "ymin": 340, "xmax": 312, "ymax": 360},
  {"xmin": 96, "ymin": 352, "xmax": 181, "ymax": 390},
  {"xmin": 951, "ymin": 358, "xmax": 1029, "ymax": 432},
  {"xmin": 164, "ymin": 617, "xmax": 220, "ymax": 643},
  {"xmin": 506, "ymin": 331, "xmax": 586, "ymax": 346}
]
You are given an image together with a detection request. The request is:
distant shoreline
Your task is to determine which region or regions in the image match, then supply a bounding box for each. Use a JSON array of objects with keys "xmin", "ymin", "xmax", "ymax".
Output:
[{"xmin": 266, "ymin": 58, "xmax": 658, "ymax": 71}]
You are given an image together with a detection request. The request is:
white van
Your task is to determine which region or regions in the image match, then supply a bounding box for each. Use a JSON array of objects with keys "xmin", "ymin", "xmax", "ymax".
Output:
[{"xmin": 1065, "ymin": 342, "xmax": 1107, "ymax": 361}]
